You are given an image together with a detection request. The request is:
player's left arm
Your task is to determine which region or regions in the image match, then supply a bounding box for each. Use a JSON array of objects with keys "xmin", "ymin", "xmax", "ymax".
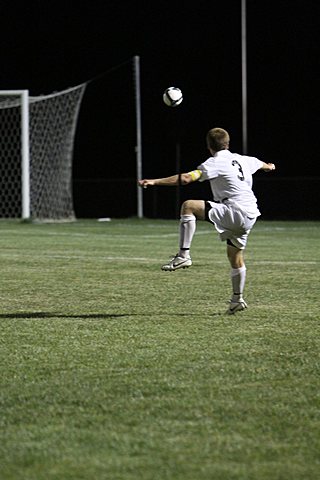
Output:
[
  {"xmin": 139, "ymin": 169, "xmax": 202, "ymax": 188},
  {"xmin": 260, "ymin": 162, "xmax": 276, "ymax": 172}
]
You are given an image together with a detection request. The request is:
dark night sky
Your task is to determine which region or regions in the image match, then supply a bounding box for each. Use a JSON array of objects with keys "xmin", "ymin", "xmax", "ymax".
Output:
[{"xmin": 0, "ymin": 0, "xmax": 319, "ymax": 184}]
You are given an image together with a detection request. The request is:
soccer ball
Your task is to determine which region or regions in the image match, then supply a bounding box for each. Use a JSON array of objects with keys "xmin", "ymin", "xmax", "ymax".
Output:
[{"xmin": 163, "ymin": 87, "xmax": 183, "ymax": 107}]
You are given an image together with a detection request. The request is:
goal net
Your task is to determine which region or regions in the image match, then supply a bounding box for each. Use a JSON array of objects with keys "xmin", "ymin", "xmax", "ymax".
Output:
[{"xmin": 0, "ymin": 84, "xmax": 86, "ymax": 220}]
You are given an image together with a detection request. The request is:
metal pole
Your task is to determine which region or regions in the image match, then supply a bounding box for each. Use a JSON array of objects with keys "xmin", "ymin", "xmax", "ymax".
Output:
[
  {"xmin": 176, "ymin": 140, "xmax": 181, "ymax": 219},
  {"xmin": 21, "ymin": 90, "xmax": 30, "ymax": 219},
  {"xmin": 133, "ymin": 55, "xmax": 143, "ymax": 218},
  {"xmin": 241, "ymin": 0, "xmax": 248, "ymax": 154}
]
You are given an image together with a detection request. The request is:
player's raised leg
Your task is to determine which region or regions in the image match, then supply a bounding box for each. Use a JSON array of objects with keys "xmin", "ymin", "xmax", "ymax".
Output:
[{"xmin": 161, "ymin": 200, "xmax": 205, "ymax": 271}]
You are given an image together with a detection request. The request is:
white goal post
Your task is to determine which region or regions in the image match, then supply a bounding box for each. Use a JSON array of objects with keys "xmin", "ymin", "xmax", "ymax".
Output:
[
  {"xmin": 0, "ymin": 85, "xmax": 86, "ymax": 221},
  {"xmin": 0, "ymin": 90, "xmax": 30, "ymax": 219}
]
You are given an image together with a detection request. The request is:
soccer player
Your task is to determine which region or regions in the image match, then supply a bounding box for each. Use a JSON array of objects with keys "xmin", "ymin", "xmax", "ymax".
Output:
[{"xmin": 139, "ymin": 128, "xmax": 275, "ymax": 314}]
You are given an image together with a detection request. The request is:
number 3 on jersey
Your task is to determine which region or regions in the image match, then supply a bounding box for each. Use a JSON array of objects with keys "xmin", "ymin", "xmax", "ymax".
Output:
[{"xmin": 232, "ymin": 160, "xmax": 245, "ymax": 181}]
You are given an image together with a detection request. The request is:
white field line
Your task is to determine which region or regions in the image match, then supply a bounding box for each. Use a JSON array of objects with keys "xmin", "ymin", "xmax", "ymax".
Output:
[
  {"xmin": 100, "ymin": 258, "xmax": 318, "ymax": 265},
  {"xmin": 0, "ymin": 252, "xmax": 151, "ymax": 262},
  {"xmin": 0, "ymin": 251, "xmax": 318, "ymax": 265},
  {"xmin": 0, "ymin": 229, "xmax": 213, "ymax": 238}
]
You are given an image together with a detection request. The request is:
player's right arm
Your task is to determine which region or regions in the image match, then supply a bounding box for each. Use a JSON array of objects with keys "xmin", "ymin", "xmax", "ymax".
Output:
[
  {"xmin": 260, "ymin": 162, "xmax": 276, "ymax": 172},
  {"xmin": 139, "ymin": 169, "xmax": 202, "ymax": 188}
]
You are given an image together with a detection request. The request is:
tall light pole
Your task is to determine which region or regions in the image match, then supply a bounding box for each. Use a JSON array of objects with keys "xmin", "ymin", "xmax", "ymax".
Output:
[{"xmin": 241, "ymin": 0, "xmax": 248, "ymax": 154}]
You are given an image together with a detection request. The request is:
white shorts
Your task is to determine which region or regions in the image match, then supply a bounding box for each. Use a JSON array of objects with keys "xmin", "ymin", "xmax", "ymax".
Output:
[{"xmin": 205, "ymin": 201, "xmax": 257, "ymax": 249}]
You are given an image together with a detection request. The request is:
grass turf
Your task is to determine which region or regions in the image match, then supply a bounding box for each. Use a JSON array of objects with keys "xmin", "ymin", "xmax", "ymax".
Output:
[{"xmin": 0, "ymin": 219, "xmax": 319, "ymax": 479}]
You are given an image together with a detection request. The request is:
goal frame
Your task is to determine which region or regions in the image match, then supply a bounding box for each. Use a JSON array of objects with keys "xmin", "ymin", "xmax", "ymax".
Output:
[{"xmin": 0, "ymin": 90, "xmax": 30, "ymax": 219}]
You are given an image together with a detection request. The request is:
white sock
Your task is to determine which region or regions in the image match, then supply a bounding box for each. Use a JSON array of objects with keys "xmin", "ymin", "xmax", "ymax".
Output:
[
  {"xmin": 231, "ymin": 266, "xmax": 246, "ymax": 302},
  {"xmin": 179, "ymin": 214, "xmax": 196, "ymax": 258}
]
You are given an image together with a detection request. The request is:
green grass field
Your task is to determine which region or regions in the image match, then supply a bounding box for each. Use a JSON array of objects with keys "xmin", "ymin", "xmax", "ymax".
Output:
[{"xmin": 1, "ymin": 218, "xmax": 319, "ymax": 480}]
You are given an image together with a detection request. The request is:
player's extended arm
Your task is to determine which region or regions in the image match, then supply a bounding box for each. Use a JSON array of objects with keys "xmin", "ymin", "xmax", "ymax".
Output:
[
  {"xmin": 260, "ymin": 162, "xmax": 276, "ymax": 172},
  {"xmin": 138, "ymin": 169, "xmax": 202, "ymax": 188}
]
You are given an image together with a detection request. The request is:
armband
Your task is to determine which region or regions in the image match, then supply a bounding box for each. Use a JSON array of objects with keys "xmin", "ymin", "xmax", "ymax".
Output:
[{"xmin": 188, "ymin": 169, "xmax": 202, "ymax": 181}]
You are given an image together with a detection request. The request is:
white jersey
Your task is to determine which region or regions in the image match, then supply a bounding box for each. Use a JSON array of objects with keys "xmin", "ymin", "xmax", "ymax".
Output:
[{"xmin": 197, "ymin": 150, "xmax": 263, "ymax": 218}]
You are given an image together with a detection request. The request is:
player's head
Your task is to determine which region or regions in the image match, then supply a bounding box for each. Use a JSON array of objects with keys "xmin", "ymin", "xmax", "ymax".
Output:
[{"xmin": 206, "ymin": 128, "xmax": 230, "ymax": 153}]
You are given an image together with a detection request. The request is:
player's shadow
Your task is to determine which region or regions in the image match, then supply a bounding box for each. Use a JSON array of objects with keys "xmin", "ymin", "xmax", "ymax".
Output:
[
  {"xmin": 0, "ymin": 312, "xmax": 130, "ymax": 319},
  {"xmin": 0, "ymin": 312, "xmax": 215, "ymax": 319}
]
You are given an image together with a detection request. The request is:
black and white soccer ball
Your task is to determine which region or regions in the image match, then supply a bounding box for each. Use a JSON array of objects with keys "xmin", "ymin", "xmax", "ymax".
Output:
[{"xmin": 163, "ymin": 87, "xmax": 183, "ymax": 107}]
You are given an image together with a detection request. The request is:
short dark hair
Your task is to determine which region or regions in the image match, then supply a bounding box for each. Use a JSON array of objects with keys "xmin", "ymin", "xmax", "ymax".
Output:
[{"xmin": 206, "ymin": 128, "xmax": 230, "ymax": 151}]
